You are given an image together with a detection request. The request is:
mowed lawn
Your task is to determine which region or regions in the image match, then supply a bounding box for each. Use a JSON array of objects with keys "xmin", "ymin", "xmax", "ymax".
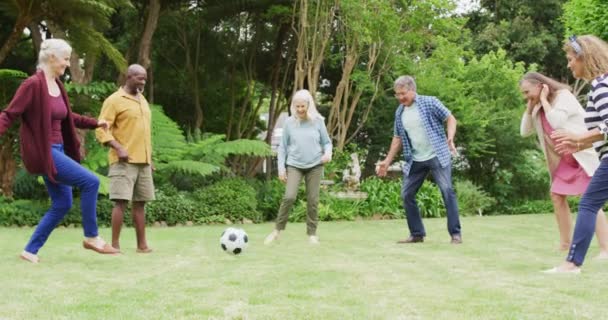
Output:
[{"xmin": 1, "ymin": 214, "xmax": 607, "ymax": 320}]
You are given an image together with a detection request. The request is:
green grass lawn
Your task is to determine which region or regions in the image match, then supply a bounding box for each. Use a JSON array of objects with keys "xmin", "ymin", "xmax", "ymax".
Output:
[{"xmin": 1, "ymin": 214, "xmax": 607, "ymax": 320}]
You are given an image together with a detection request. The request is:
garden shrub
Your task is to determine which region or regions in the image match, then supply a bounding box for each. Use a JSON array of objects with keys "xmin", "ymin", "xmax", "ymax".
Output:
[
  {"xmin": 0, "ymin": 196, "xmax": 47, "ymax": 226},
  {"xmin": 454, "ymin": 179, "xmax": 496, "ymax": 216},
  {"xmin": 12, "ymin": 169, "xmax": 47, "ymax": 200},
  {"xmin": 193, "ymin": 178, "xmax": 262, "ymax": 223}
]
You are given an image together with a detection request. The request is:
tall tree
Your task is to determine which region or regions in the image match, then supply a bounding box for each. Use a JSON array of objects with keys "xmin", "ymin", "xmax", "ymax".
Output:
[
  {"xmin": 0, "ymin": 0, "xmax": 130, "ymax": 71},
  {"xmin": 292, "ymin": 0, "xmax": 337, "ymax": 96},
  {"xmin": 465, "ymin": 0, "xmax": 568, "ymax": 79}
]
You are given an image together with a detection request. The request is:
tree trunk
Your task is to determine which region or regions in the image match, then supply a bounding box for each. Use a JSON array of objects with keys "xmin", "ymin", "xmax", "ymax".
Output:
[
  {"xmin": 0, "ymin": 15, "xmax": 31, "ymax": 66},
  {"xmin": 137, "ymin": 0, "xmax": 161, "ymax": 70},
  {"xmin": 0, "ymin": 133, "xmax": 17, "ymax": 198},
  {"xmin": 292, "ymin": 0, "xmax": 336, "ymax": 96},
  {"xmin": 28, "ymin": 21, "xmax": 43, "ymax": 56}
]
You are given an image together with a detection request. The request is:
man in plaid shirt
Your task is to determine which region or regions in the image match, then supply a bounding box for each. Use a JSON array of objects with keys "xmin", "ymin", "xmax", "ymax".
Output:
[{"xmin": 377, "ymin": 75, "xmax": 462, "ymax": 244}]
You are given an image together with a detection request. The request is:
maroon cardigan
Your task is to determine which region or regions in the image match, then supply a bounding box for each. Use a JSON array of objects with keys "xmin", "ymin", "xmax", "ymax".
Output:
[{"xmin": 0, "ymin": 71, "xmax": 98, "ymax": 182}]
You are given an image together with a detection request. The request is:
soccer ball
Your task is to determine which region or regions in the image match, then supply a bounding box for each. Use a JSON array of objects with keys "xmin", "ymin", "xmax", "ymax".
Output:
[{"xmin": 220, "ymin": 227, "xmax": 248, "ymax": 255}]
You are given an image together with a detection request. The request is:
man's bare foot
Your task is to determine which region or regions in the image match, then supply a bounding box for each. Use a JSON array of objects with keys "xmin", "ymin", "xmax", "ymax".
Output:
[{"xmin": 136, "ymin": 247, "xmax": 153, "ymax": 253}]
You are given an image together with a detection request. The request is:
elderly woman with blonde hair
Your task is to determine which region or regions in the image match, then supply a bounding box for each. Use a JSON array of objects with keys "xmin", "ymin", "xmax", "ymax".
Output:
[
  {"xmin": 264, "ymin": 89, "xmax": 332, "ymax": 245},
  {"xmin": 0, "ymin": 39, "xmax": 119, "ymax": 263},
  {"xmin": 519, "ymin": 72, "xmax": 608, "ymax": 255}
]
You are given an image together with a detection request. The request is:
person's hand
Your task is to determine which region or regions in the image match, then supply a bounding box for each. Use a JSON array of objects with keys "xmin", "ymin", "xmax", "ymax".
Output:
[
  {"xmin": 279, "ymin": 173, "xmax": 287, "ymax": 183},
  {"xmin": 526, "ymin": 99, "xmax": 535, "ymax": 114},
  {"xmin": 540, "ymin": 84, "xmax": 550, "ymax": 102},
  {"xmin": 376, "ymin": 160, "xmax": 389, "ymax": 177},
  {"xmin": 97, "ymin": 120, "xmax": 108, "ymax": 130},
  {"xmin": 551, "ymin": 130, "xmax": 582, "ymax": 155},
  {"xmin": 447, "ymin": 138, "xmax": 458, "ymax": 156},
  {"xmin": 117, "ymin": 147, "xmax": 129, "ymax": 162},
  {"xmin": 554, "ymin": 142, "xmax": 579, "ymax": 155},
  {"xmin": 321, "ymin": 153, "xmax": 331, "ymax": 164}
]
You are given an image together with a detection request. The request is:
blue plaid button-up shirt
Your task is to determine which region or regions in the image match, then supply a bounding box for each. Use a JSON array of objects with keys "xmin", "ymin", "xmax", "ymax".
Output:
[{"xmin": 393, "ymin": 94, "xmax": 452, "ymax": 176}]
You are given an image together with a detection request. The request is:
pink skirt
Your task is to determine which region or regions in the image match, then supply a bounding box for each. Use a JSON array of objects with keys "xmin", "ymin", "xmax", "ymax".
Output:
[
  {"xmin": 550, "ymin": 156, "xmax": 590, "ymax": 195},
  {"xmin": 539, "ymin": 108, "xmax": 590, "ymax": 195}
]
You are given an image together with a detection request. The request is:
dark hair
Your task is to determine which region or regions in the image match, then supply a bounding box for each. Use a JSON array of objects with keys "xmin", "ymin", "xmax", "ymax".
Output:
[{"xmin": 520, "ymin": 72, "xmax": 571, "ymax": 103}]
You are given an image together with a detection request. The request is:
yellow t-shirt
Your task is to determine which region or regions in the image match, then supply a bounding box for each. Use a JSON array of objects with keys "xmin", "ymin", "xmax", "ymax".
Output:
[{"xmin": 96, "ymin": 88, "xmax": 152, "ymax": 165}]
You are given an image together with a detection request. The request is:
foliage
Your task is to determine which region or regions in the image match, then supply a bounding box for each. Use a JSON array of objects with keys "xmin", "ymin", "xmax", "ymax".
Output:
[
  {"xmin": 359, "ymin": 177, "xmax": 445, "ymax": 219},
  {"xmin": 359, "ymin": 177, "xmax": 403, "ymax": 218},
  {"xmin": 0, "ymin": 196, "xmax": 47, "ymax": 227},
  {"xmin": 254, "ymin": 178, "xmax": 286, "ymax": 221},
  {"xmin": 65, "ymin": 81, "xmax": 118, "ymax": 101},
  {"xmin": 465, "ymin": 0, "xmax": 568, "ymax": 78},
  {"xmin": 454, "ymin": 179, "xmax": 496, "ymax": 216},
  {"xmin": 563, "ymin": 0, "xmax": 608, "ymax": 40},
  {"xmin": 192, "ymin": 178, "xmax": 262, "ymax": 223},
  {"xmin": 289, "ymin": 195, "xmax": 363, "ymax": 222},
  {"xmin": 12, "ymin": 169, "xmax": 47, "ymax": 200},
  {"xmin": 152, "ymin": 106, "xmax": 271, "ymax": 182},
  {"xmin": 146, "ymin": 189, "xmax": 198, "ymax": 226},
  {"xmin": 151, "ymin": 104, "xmax": 189, "ymax": 164},
  {"xmin": 323, "ymin": 143, "xmax": 365, "ymax": 182}
]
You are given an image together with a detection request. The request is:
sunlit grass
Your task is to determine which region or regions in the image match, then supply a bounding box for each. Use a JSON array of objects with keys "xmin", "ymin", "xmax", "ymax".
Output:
[{"xmin": 1, "ymin": 214, "xmax": 607, "ymax": 320}]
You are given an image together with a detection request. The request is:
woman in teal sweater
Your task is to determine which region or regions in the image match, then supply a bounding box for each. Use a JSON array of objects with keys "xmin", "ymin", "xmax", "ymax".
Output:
[{"xmin": 264, "ymin": 89, "xmax": 332, "ymax": 245}]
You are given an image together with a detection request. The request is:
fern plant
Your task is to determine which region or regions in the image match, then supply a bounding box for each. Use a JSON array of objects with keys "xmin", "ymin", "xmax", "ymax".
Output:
[{"xmin": 151, "ymin": 104, "xmax": 272, "ymax": 178}]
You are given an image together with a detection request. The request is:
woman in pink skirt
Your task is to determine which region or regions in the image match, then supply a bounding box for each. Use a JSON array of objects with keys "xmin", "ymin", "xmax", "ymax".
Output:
[{"xmin": 520, "ymin": 72, "xmax": 608, "ymax": 256}]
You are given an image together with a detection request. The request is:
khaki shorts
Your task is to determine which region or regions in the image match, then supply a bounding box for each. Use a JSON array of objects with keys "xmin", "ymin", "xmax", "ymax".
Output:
[{"xmin": 108, "ymin": 162, "xmax": 156, "ymax": 202}]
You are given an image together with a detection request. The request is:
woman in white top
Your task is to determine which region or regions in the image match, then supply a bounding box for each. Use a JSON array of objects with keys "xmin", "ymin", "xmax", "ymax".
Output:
[{"xmin": 520, "ymin": 72, "xmax": 608, "ymax": 255}]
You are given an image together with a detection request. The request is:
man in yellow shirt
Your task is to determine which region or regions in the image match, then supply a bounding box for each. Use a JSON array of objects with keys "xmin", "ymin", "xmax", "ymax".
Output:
[{"xmin": 96, "ymin": 64, "xmax": 154, "ymax": 253}]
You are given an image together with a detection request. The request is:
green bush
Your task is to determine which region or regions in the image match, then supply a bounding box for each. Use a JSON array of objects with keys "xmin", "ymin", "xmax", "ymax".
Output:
[
  {"xmin": 360, "ymin": 177, "xmax": 403, "ymax": 218},
  {"xmin": 0, "ymin": 196, "xmax": 47, "ymax": 226},
  {"xmin": 254, "ymin": 178, "xmax": 286, "ymax": 221},
  {"xmin": 193, "ymin": 178, "xmax": 262, "ymax": 223},
  {"xmin": 12, "ymin": 169, "xmax": 47, "ymax": 200},
  {"xmin": 288, "ymin": 195, "xmax": 363, "ymax": 222},
  {"xmin": 454, "ymin": 179, "xmax": 496, "ymax": 216},
  {"xmin": 359, "ymin": 177, "xmax": 445, "ymax": 219},
  {"xmin": 146, "ymin": 189, "xmax": 197, "ymax": 225},
  {"xmin": 416, "ymin": 181, "xmax": 446, "ymax": 218}
]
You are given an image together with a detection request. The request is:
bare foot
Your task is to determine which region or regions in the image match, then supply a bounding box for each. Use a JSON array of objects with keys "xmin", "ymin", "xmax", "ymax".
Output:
[
  {"xmin": 543, "ymin": 261, "xmax": 581, "ymax": 274},
  {"xmin": 594, "ymin": 250, "xmax": 608, "ymax": 260},
  {"xmin": 136, "ymin": 247, "xmax": 153, "ymax": 253}
]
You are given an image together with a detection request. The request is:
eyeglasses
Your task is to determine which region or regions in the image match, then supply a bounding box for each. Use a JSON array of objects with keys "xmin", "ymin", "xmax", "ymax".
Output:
[{"xmin": 394, "ymin": 91, "xmax": 410, "ymax": 98}]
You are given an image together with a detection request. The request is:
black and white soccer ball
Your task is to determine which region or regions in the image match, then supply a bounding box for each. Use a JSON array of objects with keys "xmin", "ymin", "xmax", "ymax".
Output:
[{"xmin": 220, "ymin": 227, "xmax": 248, "ymax": 255}]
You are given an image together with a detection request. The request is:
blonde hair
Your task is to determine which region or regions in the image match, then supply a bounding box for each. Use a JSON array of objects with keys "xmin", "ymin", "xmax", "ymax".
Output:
[
  {"xmin": 563, "ymin": 35, "xmax": 608, "ymax": 81},
  {"xmin": 290, "ymin": 89, "xmax": 324, "ymax": 122},
  {"xmin": 37, "ymin": 38, "xmax": 72, "ymax": 69},
  {"xmin": 520, "ymin": 72, "xmax": 571, "ymax": 103}
]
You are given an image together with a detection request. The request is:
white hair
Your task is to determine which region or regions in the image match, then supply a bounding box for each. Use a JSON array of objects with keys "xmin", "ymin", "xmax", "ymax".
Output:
[
  {"xmin": 394, "ymin": 75, "xmax": 417, "ymax": 91},
  {"xmin": 37, "ymin": 38, "xmax": 72, "ymax": 69},
  {"xmin": 290, "ymin": 89, "xmax": 324, "ymax": 122}
]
